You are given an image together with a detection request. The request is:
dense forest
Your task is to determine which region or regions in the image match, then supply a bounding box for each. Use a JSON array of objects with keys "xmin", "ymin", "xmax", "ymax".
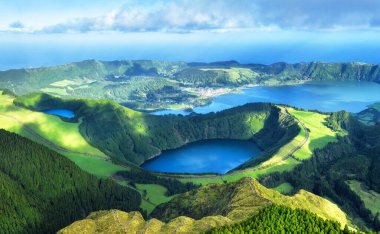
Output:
[
  {"xmin": 15, "ymin": 93, "xmax": 299, "ymax": 166},
  {"xmin": 114, "ymin": 169, "xmax": 199, "ymax": 196},
  {"xmin": 207, "ymin": 205, "xmax": 357, "ymax": 234},
  {"xmin": 0, "ymin": 129, "xmax": 141, "ymax": 233},
  {"xmin": 260, "ymin": 112, "xmax": 380, "ymax": 231}
]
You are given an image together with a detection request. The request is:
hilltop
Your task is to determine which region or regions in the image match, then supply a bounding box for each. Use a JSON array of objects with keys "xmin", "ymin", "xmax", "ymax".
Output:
[{"xmin": 59, "ymin": 178, "xmax": 348, "ymax": 234}]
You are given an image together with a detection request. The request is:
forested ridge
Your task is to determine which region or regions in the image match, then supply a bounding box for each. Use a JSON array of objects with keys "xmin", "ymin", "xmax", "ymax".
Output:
[
  {"xmin": 206, "ymin": 205, "xmax": 357, "ymax": 234},
  {"xmin": 0, "ymin": 129, "xmax": 141, "ymax": 233}
]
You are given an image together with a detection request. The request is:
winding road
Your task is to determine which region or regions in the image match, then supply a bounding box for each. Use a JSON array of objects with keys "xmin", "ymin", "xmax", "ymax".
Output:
[{"xmin": 283, "ymin": 107, "xmax": 310, "ymax": 161}]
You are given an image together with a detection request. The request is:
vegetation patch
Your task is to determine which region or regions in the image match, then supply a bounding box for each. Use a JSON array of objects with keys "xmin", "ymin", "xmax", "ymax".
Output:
[
  {"xmin": 207, "ymin": 205, "xmax": 352, "ymax": 234},
  {"xmin": 347, "ymin": 180, "xmax": 380, "ymax": 217},
  {"xmin": 0, "ymin": 129, "xmax": 141, "ymax": 233}
]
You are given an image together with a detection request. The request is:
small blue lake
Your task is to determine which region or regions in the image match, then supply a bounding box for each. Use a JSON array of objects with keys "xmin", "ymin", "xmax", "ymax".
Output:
[
  {"xmin": 141, "ymin": 139, "xmax": 261, "ymax": 174},
  {"xmin": 42, "ymin": 109, "xmax": 75, "ymax": 118},
  {"xmin": 152, "ymin": 81, "xmax": 380, "ymax": 115}
]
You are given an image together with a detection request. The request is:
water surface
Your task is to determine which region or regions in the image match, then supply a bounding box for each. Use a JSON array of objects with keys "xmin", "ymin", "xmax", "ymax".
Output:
[
  {"xmin": 42, "ymin": 109, "xmax": 75, "ymax": 118},
  {"xmin": 141, "ymin": 139, "xmax": 260, "ymax": 174},
  {"xmin": 152, "ymin": 81, "xmax": 380, "ymax": 115}
]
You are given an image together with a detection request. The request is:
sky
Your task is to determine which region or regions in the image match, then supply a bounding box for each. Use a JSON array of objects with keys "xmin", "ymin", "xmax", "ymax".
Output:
[{"xmin": 1, "ymin": 0, "xmax": 380, "ymax": 69}]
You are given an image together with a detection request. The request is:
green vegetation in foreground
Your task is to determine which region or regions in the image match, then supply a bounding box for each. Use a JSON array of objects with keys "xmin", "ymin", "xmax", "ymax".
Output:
[
  {"xmin": 0, "ymin": 129, "xmax": 141, "ymax": 233},
  {"xmin": 58, "ymin": 210, "xmax": 232, "ymax": 234},
  {"xmin": 348, "ymin": 180, "xmax": 380, "ymax": 217},
  {"xmin": 58, "ymin": 179, "xmax": 351, "ymax": 234},
  {"xmin": 0, "ymin": 91, "xmax": 126, "ymax": 178},
  {"xmin": 207, "ymin": 205, "xmax": 355, "ymax": 234},
  {"xmin": 152, "ymin": 178, "xmax": 348, "ymax": 228}
]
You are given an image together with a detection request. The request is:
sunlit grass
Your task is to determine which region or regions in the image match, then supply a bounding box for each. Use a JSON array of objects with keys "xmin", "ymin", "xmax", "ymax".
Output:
[
  {"xmin": 288, "ymin": 108, "xmax": 340, "ymax": 160},
  {"xmin": 274, "ymin": 182, "xmax": 294, "ymax": 194},
  {"xmin": 0, "ymin": 92, "xmax": 111, "ymax": 176},
  {"xmin": 347, "ymin": 180, "xmax": 380, "ymax": 216},
  {"xmin": 135, "ymin": 183, "xmax": 174, "ymax": 214}
]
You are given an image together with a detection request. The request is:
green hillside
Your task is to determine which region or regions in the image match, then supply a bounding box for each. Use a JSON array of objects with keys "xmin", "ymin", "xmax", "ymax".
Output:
[
  {"xmin": 356, "ymin": 103, "xmax": 380, "ymax": 125},
  {"xmin": 14, "ymin": 92, "xmax": 299, "ymax": 166},
  {"xmin": 58, "ymin": 178, "xmax": 350, "ymax": 234},
  {"xmin": 207, "ymin": 205, "xmax": 356, "ymax": 234},
  {"xmin": 261, "ymin": 111, "xmax": 380, "ymax": 230},
  {"xmin": 0, "ymin": 129, "xmax": 141, "ymax": 233},
  {"xmin": 152, "ymin": 178, "xmax": 348, "ymax": 227},
  {"xmin": 1, "ymin": 60, "xmax": 380, "ymax": 111}
]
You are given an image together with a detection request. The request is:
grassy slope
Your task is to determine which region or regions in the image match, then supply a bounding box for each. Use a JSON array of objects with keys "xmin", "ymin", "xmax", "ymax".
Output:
[
  {"xmin": 348, "ymin": 180, "xmax": 380, "ymax": 216},
  {"xmin": 58, "ymin": 210, "xmax": 232, "ymax": 234},
  {"xmin": 288, "ymin": 108, "xmax": 342, "ymax": 160},
  {"xmin": 136, "ymin": 184, "xmax": 174, "ymax": 214},
  {"xmin": 0, "ymin": 91, "xmax": 125, "ymax": 178},
  {"xmin": 274, "ymin": 182, "xmax": 294, "ymax": 194},
  {"xmin": 58, "ymin": 178, "xmax": 349, "ymax": 234},
  {"xmin": 152, "ymin": 178, "xmax": 347, "ymax": 227},
  {"xmin": 0, "ymin": 129, "xmax": 141, "ymax": 233}
]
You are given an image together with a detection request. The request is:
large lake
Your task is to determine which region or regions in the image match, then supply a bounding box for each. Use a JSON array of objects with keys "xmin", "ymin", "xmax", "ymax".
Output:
[
  {"xmin": 141, "ymin": 140, "xmax": 260, "ymax": 174},
  {"xmin": 152, "ymin": 81, "xmax": 380, "ymax": 115}
]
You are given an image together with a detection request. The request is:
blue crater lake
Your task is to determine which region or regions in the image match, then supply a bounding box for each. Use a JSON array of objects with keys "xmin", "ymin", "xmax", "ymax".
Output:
[
  {"xmin": 141, "ymin": 140, "xmax": 261, "ymax": 174},
  {"xmin": 152, "ymin": 81, "xmax": 380, "ymax": 115},
  {"xmin": 42, "ymin": 109, "xmax": 75, "ymax": 118}
]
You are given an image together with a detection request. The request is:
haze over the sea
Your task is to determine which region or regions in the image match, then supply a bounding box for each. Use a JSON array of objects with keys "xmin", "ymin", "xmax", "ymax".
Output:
[{"xmin": 1, "ymin": 0, "xmax": 380, "ymax": 70}]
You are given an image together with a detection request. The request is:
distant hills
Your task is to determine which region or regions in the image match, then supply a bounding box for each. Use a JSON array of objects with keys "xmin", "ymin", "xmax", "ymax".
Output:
[{"xmin": 1, "ymin": 60, "xmax": 379, "ymax": 110}]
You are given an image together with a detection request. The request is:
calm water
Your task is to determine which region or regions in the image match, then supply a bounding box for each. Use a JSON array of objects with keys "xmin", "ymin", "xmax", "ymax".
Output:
[
  {"xmin": 141, "ymin": 140, "xmax": 261, "ymax": 174},
  {"xmin": 42, "ymin": 109, "xmax": 75, "ymax": 118},
  {"xmin": 152, "ymin": 81, "xmax": 380, "ymax": 115}
]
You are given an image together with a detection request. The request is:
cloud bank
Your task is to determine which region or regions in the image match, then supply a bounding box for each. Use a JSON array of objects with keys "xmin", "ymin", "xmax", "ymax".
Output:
[{"xmin": 11, "ymin": 0, "xmax": 380, "ymax": 33}]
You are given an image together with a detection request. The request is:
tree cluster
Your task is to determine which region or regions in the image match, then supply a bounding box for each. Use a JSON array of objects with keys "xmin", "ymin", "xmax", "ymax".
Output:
[{"xmin": 0, "ymin": 129, "xmax": 141, "ymax": 233}]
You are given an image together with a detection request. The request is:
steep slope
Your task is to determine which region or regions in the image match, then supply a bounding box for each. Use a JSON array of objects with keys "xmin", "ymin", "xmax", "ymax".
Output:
[
  {"xmin": 152, "ymin": 178, "xmax": 347, "ymax": 227},
  {"xmin": 261, "ymin": 111, "xmax": 380, "ymax": 230},
  {"xmin": 59, "ymin": 178, "xmax": 349, "ymax": 234},
  {"xmin": 14, "ymin": 93, "xmax": 299, "ymax": 165},
  {"xmin": 207, "ymin": 205, "xmax": 353, "ymax": 234},
  {"xmin": 58, "ymin": 210, "xmax": 232, "ymax": 234},
  {"xmin": 356, "ymin": 103, "xmax": 380, "ymax": 125},
  {"xmin": 0, "ymin": 129, "xmax": 141, "ymax": 233}
]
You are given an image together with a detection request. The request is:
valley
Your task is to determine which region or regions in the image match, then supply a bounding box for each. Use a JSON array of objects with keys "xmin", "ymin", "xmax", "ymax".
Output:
[{"xmin": 1, "ymin": 60, "xmax": 380, "ymax": 233}]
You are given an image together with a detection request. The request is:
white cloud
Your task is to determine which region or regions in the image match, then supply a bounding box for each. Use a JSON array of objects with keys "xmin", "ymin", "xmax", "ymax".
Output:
[{"xmin": 6, "ymin": 0, "xmax": 380, "ymax": 33}]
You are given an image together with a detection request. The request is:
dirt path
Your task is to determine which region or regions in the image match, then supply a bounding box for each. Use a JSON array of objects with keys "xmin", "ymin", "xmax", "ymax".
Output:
[
  {"xmin": 283, "ymin": 107, "xmax": 310, "ymax": 161},
  {"xmin": 0, "ymin": 113, "xmax": 108, "ymax": 161}
]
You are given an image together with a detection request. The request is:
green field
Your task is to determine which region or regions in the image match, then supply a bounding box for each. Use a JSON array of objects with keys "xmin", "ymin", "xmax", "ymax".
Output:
[
  {"xmin": 288, "ymin": 108, "xmax": 341, "ymax": 160},
  {"xmin": 274, "ymin": 182, "xmax": 294, "ymax": 194},
  {"xmin": 347, "ymin": 180, "xmax": 380, "ymax": 216},
  {"xmin": 135, "ymin": 184, "xmax": 174, "ymax": 214},
  {"xmin": 0, "ymin": 91, "xmax": 126, "ymax": 178}
]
